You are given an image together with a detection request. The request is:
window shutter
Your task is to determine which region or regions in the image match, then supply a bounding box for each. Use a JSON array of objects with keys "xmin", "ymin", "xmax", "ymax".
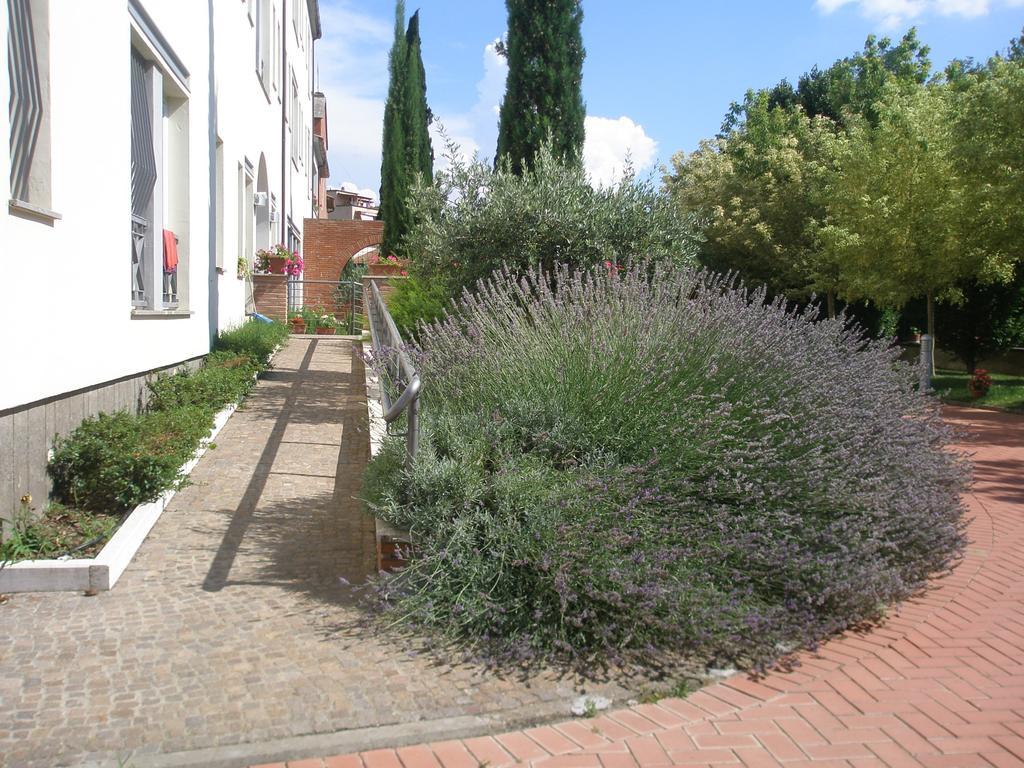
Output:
[{"xmin": 8, "ymin": 0, "xmax": 43, "ymax": 202}]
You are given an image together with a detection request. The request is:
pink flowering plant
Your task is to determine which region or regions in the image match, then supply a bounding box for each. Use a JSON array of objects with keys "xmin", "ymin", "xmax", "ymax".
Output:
[{"xmin": 255, "ymin": 244, "xmax": 303, "ymax": 276}]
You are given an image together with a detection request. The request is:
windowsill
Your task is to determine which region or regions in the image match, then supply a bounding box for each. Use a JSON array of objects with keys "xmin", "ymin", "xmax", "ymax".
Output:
[
  {"xmin": 131, "ymin": 309, "xmax": 193, "ymax": 319},
  {"xmin": 9, "ymin": 199, "xmax": 62, "ymax": 223}
]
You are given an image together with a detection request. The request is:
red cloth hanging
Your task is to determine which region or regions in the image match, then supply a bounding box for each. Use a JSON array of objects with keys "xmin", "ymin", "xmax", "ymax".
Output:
[{"xmin": 162, "ymin": 229, "xmax": 179, "ymax": 273}]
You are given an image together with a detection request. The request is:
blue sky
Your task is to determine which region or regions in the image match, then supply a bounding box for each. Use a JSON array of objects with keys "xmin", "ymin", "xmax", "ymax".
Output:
[{"xmin": 316, "ymin": 0, "xmax": 1024, "ymax": 196}]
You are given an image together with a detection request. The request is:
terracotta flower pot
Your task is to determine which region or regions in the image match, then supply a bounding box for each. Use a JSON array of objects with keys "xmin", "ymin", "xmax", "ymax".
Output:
[
  {"xmin": 266, "ymin": 256, "xmax": 287, "ymax": 274},
  {"xmin": 290, "ymin": 321, "xmax": 306, "ymax": 334},
  {"xmin": 316, "ymin": 326, "xmax": 336, "ymax": 335}
]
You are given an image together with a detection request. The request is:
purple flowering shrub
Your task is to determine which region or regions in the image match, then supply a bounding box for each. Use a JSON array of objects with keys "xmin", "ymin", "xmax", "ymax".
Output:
[{"xmin": 365, "ymin": 263, "xmax": 968, "ymax": 666}]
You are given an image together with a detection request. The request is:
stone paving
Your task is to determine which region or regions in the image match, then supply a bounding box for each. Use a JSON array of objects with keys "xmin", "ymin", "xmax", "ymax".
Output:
[
  {"xmin": 260, "ymin": 407, "xmax": 1024, "ymax": 768},
  {"xmin": 0, "ymin": 337, "xmax": 662, "ymax": 768}
]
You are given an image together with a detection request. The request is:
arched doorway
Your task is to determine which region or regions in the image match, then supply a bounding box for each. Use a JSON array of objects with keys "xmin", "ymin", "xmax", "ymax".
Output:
[{"xmin": 255, "ymin": 154, "xmax": 270, "ymax": 251}]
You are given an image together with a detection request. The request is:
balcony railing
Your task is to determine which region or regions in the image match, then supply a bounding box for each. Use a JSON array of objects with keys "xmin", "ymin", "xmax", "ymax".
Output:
[{"xmin": 131, "ymin": 214, "xmax": 148, "ymax": 307}]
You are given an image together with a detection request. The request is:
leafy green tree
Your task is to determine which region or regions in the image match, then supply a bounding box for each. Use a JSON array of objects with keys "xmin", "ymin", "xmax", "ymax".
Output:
[
  {"xmin": 495, "ymin": 0, "xmax": 585, "ymax": 173},
  {"xmin": 379, "ymin": 2, "xmax": 433, "ymax": 258},
  {"xmin": 824, "ymin": 82, "xmax": 968, "ymax": 356},
  {"xmin": 403, "ymin": 10, "xmax": 433, "ymax": 184},
  {"xmin": 935, "ymin": 271, "xmax": 1024, "ymax": 373},
  {"xmin": 379, "ymin": 1, "xmax": 409, "ymax": 258},
  {"xmin": 951, "ymin": 54, "xmax": 1024, "ymax": 285},
  {"xmin": 669, "ymin": 95, "xmax": 845, "ymax": 315},
  {"xmin": 406, "ymin": 140, "xmax": 699, "ymax": 298},
  {"xmin": 721, "ymin": 30, "xmax": 931, "ymax": 136}
]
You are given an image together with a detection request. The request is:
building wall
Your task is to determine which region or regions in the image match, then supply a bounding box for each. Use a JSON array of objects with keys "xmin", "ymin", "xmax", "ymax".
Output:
[
  {"xmin": 0, "ymin": 1, "xmax": 214, "ymax": 413},
  {"xmin": 0, "ymin": 0, "xmax": 321, "ymax": 518},
  {"xmin": 211, "ymin": 0, "xmax": 318, "ymax": 333},
  {"xmin": 302, "ymin": 219, "xmax": 383, "ymax": 280}
]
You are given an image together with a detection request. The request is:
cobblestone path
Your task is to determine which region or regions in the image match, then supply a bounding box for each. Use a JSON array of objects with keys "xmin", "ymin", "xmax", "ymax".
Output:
[
  {"xmin": 261, "ymin": 407, "xmax": 1024, "ymax": 768},
  {"xmin": 0, "ymin": 338, "xmax": 651, "ymax": 768}
]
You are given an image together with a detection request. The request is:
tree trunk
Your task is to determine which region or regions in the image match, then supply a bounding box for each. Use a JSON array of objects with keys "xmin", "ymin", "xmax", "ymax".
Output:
[
  {"xmin": 826, "ymin": 291, "xmax": 836, "ymax": 320},
  {"xmin": 926, "ymin": 290, "xmax": 936, "ymax": 378}
]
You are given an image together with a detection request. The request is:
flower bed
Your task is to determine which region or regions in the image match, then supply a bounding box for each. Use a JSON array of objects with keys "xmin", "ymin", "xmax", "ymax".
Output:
[{"xmin": 0, "ymin": 320, "xmax": 289, "ymax": 592}]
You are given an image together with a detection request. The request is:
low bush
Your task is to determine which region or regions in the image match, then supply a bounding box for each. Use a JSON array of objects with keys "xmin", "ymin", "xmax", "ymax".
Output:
[
  {"xmin": 47, "ymin": 321, "xmax": 285, "ymax": 516},
  {"xmin": 365, "ymin": 263, "xmax": 969, "ymax": 667},
  {"xmin": 147, "ymin": 354, "xmax": 258, "ymax": 413},
  {"xmin": 49, "ymin": 408, "xmax": 213, "ymax": 512},
  {"xmin": 214, "ymin": 319, "xmax": 289, "ymax": 366},
  {"xmin": 386, "ymin": 276, "xmax": 450, "ymax": 339}
]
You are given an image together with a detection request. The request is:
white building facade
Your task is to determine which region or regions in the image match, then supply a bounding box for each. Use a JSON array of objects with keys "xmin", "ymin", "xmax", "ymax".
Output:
[{"xmin": 0, "ymin": 0, "xmax": 322, "ymax": 521}]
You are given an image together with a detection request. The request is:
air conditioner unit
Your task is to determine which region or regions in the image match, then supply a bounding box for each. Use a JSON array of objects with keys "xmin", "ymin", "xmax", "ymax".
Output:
[
  {"xmin": 254, "ymin": 192, "xmax": 268, "ymax": 207},
  {"xmin": 269, "ymin": 210, "xmax": 280, "ymax": 223}
]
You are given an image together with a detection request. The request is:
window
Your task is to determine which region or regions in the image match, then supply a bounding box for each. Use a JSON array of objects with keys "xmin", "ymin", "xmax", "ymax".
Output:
[
  {"xmin": 8, "ymin": 0, "xmax": 54, "ymax": 218},
  {"xmin": 256, "ymin": 0, "xmax": 271, "ymax": 93},
  {"xmin": 130, "ymin": 43, "xmax": 189, "ymax": 311},
  {"xmin": 289, "ymin": 70, "xmax": 300, "ymax": 167},
  {"xmin": 238, "ymin": 161, "xmax": 254, "ymax": 268},
  {"xmin": 271, "ymin": 4, "xmax": 279, "ymax": 95},
  {"xmin": 215, "ymin": 139, "xmax": 224, "ymax": 271}
]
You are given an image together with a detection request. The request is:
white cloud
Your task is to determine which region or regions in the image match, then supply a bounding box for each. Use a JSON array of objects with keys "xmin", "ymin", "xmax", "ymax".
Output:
[
  {"xmin": 814, "ymin": 0, "xmax": 1021, "ymax": 26},
  {"xmin": 318, "ymin": 13, "xmax": 660, "ymax": 194},
  {"xmin": 583, "ymin": 116, "xmax": 658, "ymax": 188},
  {"xmin": 316, "ymin": 1, "xmax": 390, "ymax": 194},
  {"xmin": 430, "ymin": 39, "xmax": 507, "ymax": 170},
  {"xmin": 435, "ymin": 42, "xmax": 659, "ymax": 188}
]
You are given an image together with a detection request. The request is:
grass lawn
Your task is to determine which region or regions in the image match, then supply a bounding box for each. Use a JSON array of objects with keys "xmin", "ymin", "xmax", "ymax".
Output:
[{"xmin": 932, "ymin": 369, "xmax": 1024, "ymax": 413}]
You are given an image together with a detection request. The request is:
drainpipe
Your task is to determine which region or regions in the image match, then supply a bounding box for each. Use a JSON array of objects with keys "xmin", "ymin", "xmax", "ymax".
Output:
[{"xmin": 280, "ymin": 0, "xmax": 288, "ymax": 246}]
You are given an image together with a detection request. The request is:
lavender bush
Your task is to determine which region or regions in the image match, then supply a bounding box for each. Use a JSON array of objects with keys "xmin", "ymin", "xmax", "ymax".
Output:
[{"xmin": 365, "ymin": 263, "xmax": 968, "ymax": 666}]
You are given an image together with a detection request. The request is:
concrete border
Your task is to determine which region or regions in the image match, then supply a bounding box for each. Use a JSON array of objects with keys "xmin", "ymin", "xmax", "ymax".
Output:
[
  {"xmin": 0, "ymin": 401, "xmax": 238, "ymax": 593},
  {"xmin": 361, "ymin": 340, "xmax": 409, "ymax": 559}
]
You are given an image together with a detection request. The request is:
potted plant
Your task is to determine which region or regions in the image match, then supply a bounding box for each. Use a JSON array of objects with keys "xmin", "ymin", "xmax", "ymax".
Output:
[
  {"xmin": 288, "ymin": 311, "xmax": 306, "ymax": 334},
  {"xmin": 255, "ymin": 245, "xmax": 304, "ymax": 276},
  {"xmin": 969, "ymin": 368, "xmax": 992, "ymax": 399},
  {"xmin": 236, "ymin": 256, "xmax": 252, "ymax": 280},
  {"xmin": 367, "ymin": 253, "xmax": 408, "ymax": 277},
  {"xmin": 315, "ymin": 312, "xmax": 337, "ymax": 335}
]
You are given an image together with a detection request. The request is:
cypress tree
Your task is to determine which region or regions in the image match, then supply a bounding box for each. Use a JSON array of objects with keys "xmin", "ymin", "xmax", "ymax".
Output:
[
  {"xmin": 379, "ymin": 1, "xmax": 409, "ymax": 258},
  {"xmin": 379, "ymin": 3, "xmax": 434, "ymax": 258},
  {"xmin": 496, "ymin": 0, "xmax": 586, "ymax": 174},
  {"xmin": 403, "ymin": 11, "xmax": 433, "ymax": 185}
]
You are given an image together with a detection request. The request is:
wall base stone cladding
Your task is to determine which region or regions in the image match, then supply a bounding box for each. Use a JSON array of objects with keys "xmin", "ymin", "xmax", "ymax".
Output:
[{"xmin": 0, "ymin": 357, "xmax": 203, "ymax": 530}]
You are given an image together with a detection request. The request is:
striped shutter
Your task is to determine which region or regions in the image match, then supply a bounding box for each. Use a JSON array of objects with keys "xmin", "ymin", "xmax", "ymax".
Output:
[
  {"xmin": 130, "ymin": 49, "xmax": 156, "ymax": 306},
  {"xmin": 8, "ymin": 0, "xmax": 43, "ymax": 201}
]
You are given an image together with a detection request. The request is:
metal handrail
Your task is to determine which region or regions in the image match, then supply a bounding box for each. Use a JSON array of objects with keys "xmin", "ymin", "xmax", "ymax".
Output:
[{"xmin": 366, "ymin": 280, "xmax": 421, "ymax": 468}]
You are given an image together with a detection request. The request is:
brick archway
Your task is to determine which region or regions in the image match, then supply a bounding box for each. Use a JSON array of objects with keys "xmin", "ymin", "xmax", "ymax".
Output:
[{"xmin": 302, "ymin": 219, "xmax": 384, "ymax": 281}]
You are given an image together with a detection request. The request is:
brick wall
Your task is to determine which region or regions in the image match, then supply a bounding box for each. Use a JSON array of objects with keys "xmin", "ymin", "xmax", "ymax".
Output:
[
  {"xmin": 303, "ymin": 219, "xmax": 384, "ymax": 281},
  {"xmin": 252, "ymin": 275, "xmax": 288, "ymax": 321}
]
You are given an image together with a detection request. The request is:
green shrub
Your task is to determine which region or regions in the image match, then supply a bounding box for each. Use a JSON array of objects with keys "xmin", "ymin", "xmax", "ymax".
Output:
[
  {"xmin": 49, "ymin": 408, "xmax": 214, "ymax": 512},
  {"xmin": 214, "ymin": 319, "xmax": 289, "ymax": 366},
  {"xmin": 365, "ymin": 263, "xmax": 968, "ymax": 667},
  {"xmin": 148, "ymin": 355, "xmax": 258, "ymax": 413},
  {"xmin": 387, "ymin": 276, "xmax": 450, "ymax": 339},
  {"xmin": 404, "ymin": 140, "xmax": 701, "ymax": 297}
]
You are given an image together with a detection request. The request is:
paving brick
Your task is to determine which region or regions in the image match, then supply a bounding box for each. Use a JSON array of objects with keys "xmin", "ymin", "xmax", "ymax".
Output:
[
  {"xmin": 11, "ymin": 392, "xmax": 1024, "ymax": 768},
  {"xmin": 526, "ymin": 727, "xmax": 580, "ymax": 756},
  {"xmin": 427, "ymin": 741, "xmax": 478, "ymax": 768}
]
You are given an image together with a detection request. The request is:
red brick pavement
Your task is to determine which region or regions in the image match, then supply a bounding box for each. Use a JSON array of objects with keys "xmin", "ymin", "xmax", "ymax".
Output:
[{"xmin": 257, "ymin": 406, "xmax": 1023, "ymax": 768}]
